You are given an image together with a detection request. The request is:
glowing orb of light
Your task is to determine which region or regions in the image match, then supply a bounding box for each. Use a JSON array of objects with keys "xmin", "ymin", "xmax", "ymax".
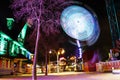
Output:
[{"xmin": 60, "ymin": 5, "xmax": 100, "ymax": 45}]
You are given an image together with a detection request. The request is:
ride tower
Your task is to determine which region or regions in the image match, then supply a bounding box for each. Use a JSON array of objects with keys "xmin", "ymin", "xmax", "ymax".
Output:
[
  {"xmin": 105, "ymin": 0, "xmax": 120, "ymax": 48},
  {"xmin": 105, "ymin": 0, "xmax": 120, "ymax": 60}
]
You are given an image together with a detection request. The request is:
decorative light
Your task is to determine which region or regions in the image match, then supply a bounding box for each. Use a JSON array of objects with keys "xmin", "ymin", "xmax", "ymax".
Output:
[{"xmin": 60, "ymin": 5, "xmax": 100, "ymax": 46}]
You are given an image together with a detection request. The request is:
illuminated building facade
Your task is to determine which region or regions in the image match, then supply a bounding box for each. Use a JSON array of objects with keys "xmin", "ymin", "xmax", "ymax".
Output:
[{"xmin": 0, "ymin": 18, "xmax": 33, "ymax": 75}]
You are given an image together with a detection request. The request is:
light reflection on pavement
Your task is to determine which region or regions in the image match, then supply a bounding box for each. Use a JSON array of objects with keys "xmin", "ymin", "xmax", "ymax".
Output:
[{"xmin": 0, "ymin": 72, "xmax": 120, "ymax": 80}]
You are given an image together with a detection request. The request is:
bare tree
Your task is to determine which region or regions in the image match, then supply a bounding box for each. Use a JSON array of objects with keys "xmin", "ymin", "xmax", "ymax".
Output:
[{"xmin": 10, "ymin": 0, "xmax": 66, "ymax": 80}]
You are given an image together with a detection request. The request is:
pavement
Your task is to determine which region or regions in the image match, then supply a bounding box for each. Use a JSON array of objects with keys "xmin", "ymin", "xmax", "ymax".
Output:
[
  {"xmin": 0, "ymin": 71, "xmax": 88, "ymax": 77},
  {"xmin": 1, "ymin": 71, "xmax": 120, "ymax": 80}
]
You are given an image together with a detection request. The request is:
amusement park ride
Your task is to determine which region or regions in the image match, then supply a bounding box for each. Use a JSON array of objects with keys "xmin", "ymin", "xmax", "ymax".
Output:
[
  {"xmin": 0, "ymin": 0, "xmax": 120, "ymax": 75},
  {"xmin": 105, "ymin": 0, "xmax": 120, "ymax": 59},
  {"xmin": 97, "ymin": 0, "xmax": 120, "ymax": 74}
]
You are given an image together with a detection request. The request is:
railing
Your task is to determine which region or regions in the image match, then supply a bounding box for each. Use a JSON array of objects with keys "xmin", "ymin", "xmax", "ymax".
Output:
[{"xmin": 96, "ymin": 60, "xmax": 120, "ymax": 72}]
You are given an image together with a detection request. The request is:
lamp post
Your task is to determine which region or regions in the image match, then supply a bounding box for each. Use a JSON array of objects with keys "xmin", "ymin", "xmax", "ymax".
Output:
[
  {"xmin": 49, "ymin": 48, "xmax": 65, "ymax": 73},
  {"xmin": 56, "ymin": 51, "xmax": 59, "ymax": 73},
  {"xmin": 56, "ymin": 48, "xmax": 65, "ymax": 73},
  {"xmin": 48, "ymin": 50, "xmax": 52, "ymax": 73}
]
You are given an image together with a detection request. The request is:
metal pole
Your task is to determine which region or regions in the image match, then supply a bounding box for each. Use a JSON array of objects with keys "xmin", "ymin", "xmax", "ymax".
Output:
[
  {"xmin": 48, "ymin": 52, "xmax": 51, "ymax": 73},
  {"xmin": 75, "ymin": 57, "xmax": 77, "ymax": 71},
  {"xmin": 57, "ymin": 53, "xmax": 59, "ymax": 73}
]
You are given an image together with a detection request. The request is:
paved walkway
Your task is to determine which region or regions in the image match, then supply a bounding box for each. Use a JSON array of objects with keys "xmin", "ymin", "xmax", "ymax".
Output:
[{"xmin": 1, "ymin": 72, "xmax": 120, "ymax": 80}]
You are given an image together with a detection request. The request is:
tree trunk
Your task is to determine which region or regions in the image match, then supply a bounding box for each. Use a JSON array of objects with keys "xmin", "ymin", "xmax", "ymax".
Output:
[
  {"xmin": 32, "ymin": 19, "xmax": 40, "ymax": 80},
  {"xmin": 45, "ymin": 49, "xmax": 48, "ymax": 76}
]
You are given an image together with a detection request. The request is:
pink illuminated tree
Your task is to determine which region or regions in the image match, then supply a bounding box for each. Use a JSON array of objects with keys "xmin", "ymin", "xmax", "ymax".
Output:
[{"xmin": 10, "ymin": 0, "xmax": 66, "ymax": 80}]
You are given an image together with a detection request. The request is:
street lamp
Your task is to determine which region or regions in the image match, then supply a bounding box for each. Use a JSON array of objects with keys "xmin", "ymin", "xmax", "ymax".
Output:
[
  {"xmin": 48, "ymin": 50, "xmax": 52, "ymax": 73},
  {"xmin": 57, "ymin": 48, "xmax": 65, "ymax": 73},
  {"xmin": 49, "ymin": 48, "xmax": 65, "ymax": 73}
]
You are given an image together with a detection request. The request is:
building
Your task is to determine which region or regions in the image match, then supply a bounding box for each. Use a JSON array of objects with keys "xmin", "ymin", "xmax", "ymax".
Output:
[{"xmin": 0, "ymin": 18, "xmax": 33, "ymax": 75}]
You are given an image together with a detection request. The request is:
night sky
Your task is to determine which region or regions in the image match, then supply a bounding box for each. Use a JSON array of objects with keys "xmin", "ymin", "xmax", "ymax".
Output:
[
  {"xmin": 1, "ymin": 0, "xmax": 119, "ymax": 62},
  {"xmin": 0, "ymin": 0, "xmax": 24, "ymax": 40},
  {"xmin": 0, "ymin": 0, "xmax": 111, "ymax": 44}
]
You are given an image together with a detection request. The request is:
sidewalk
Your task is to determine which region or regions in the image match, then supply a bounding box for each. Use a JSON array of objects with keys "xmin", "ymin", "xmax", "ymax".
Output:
[
  {"xmin": 20, "ymin": 71, "xmax": 86, "ymax": 76},
  {"xmin": 0, "ymin": 71, "xmax": 92, "ymax": 77},
  {"xmin": 1, "ymin": 72, "xmax": 119, "ymax": 80}
]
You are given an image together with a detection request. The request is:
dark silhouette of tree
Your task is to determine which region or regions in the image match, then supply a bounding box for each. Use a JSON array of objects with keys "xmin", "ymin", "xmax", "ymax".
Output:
[{"xmin": 10, "ymin": 0, "xmax": 67, "ymax": 79}]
